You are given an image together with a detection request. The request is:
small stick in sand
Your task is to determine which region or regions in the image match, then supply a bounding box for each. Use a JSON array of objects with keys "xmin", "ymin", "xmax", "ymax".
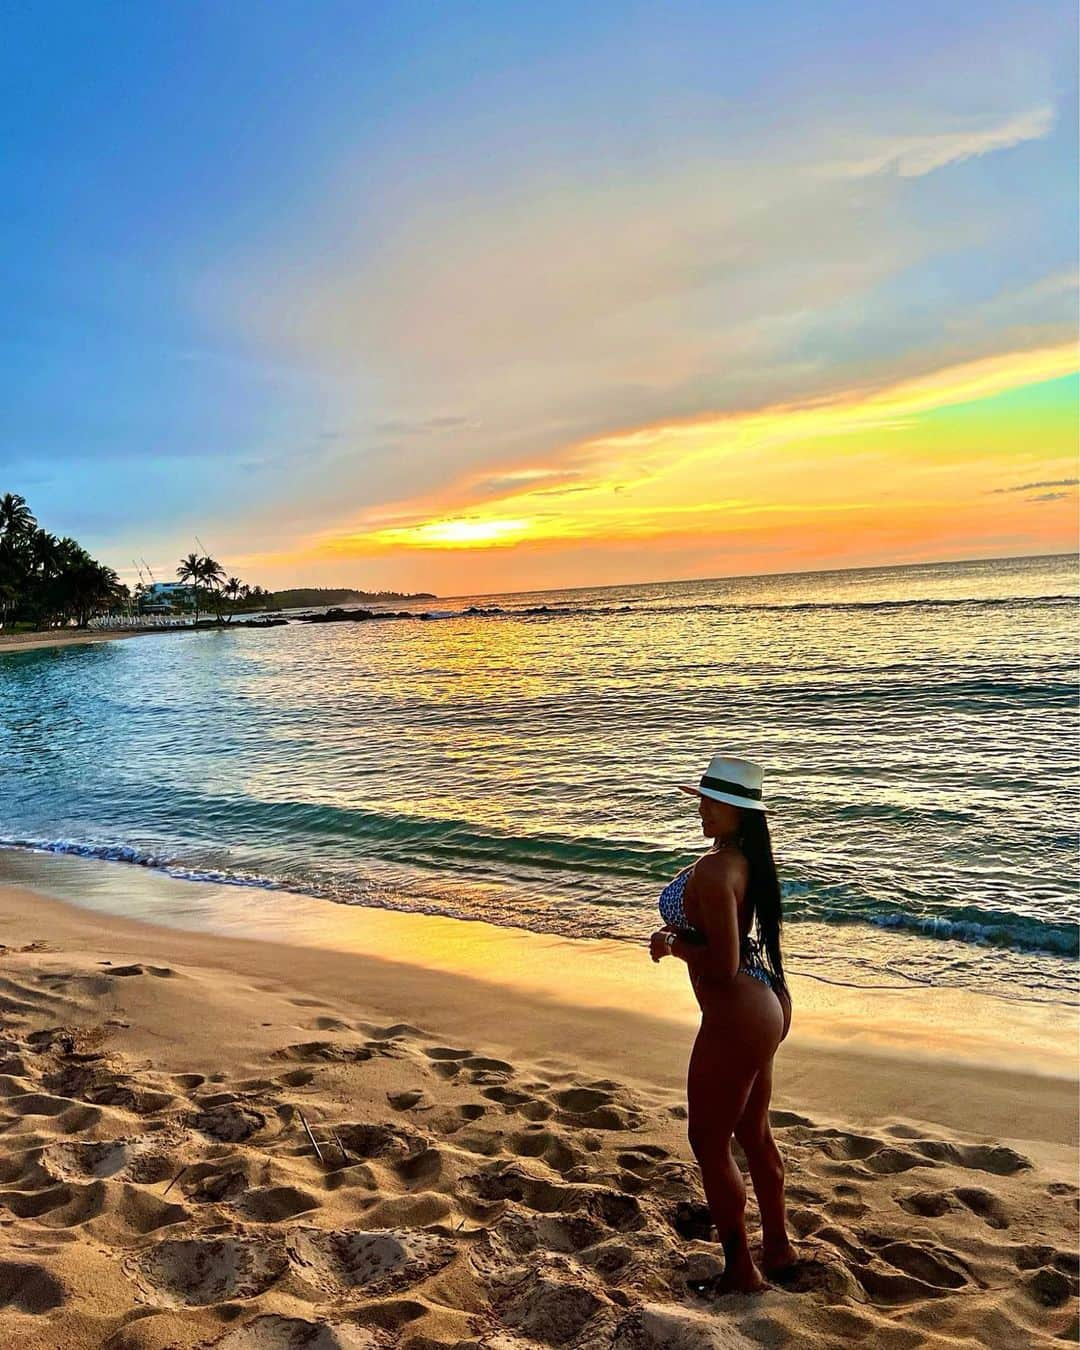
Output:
[
  {"xmin": 298, "ymin": 1110, "xmax": 325, "ymax": 1165},
  {"xmin": 331, "ymin": 1128, "xmax": 351, "ymax": 1164},
  {"xmin": 163, "ymin": 1165, "xmax": 188, "ymax": 1196}
]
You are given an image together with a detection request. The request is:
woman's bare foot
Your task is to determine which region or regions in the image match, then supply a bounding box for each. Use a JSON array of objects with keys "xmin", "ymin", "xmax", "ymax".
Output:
[
  {"xmin": 715, "ymin": 1250, "xmax": 768, "ymax": 1294},
  {"xmin": 761, "ymin": 1238, "xmax": 798, "ymax": 1274}
]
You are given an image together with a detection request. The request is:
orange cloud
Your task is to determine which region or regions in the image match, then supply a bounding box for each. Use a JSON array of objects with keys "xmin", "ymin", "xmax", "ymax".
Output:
[{"xmin": 304, "ymin": 341, "xmax": 1077, "ymax": 560}]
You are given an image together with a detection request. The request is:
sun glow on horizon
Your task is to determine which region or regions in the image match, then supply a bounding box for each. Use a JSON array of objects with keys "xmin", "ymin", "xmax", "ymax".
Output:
[
  {"xmin": 358, "ymin": 517, "xmax": 536, "ymax": 550},
  {"xmin": 249, "ymin": 343, "xmax": 1079, "ymax": 588}
]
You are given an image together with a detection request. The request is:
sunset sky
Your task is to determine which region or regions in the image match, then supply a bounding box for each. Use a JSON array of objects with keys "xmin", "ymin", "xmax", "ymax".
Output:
[{"xmin": 4, "ymin": 1, "xmax": 1077, "ymax": 595}]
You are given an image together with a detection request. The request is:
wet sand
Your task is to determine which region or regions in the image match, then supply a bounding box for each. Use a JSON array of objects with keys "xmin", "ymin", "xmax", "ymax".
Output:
[{"xmin": 0, "ymin": 627, "xmax": 183, "ymax": 654}]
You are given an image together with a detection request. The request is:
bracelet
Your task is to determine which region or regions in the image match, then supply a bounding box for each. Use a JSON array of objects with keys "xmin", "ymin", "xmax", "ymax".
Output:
[{"xmin": 663, "ymin": 931, "xmax": 677, "ymax": 951}]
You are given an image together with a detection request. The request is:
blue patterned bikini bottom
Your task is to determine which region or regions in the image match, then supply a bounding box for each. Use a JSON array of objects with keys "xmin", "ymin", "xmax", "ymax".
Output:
[{"xmin": 657, "ymin": 869, "xmax": 774, "ymax": 989}]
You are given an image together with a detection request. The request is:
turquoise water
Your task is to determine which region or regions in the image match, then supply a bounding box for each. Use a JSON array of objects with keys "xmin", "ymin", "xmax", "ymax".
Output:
[{"xmin": 2, "ymin": 553, "xmax": 1077, "ymax": 1003}]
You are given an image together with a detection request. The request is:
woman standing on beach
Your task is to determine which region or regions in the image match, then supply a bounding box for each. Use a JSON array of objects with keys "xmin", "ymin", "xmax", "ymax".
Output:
[{"xmin": 650, "ymin": 753, "xmax": 794, "ymax": 1294}]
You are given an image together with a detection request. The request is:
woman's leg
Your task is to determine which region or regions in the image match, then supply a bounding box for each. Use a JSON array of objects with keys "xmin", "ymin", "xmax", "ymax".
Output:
[
  {"xmin": 686, "ymin": 1021, "xmax": 763, "ymax": 1292},
  {"xmin": 734, "ymin": 1059, "xmax": 795, "ymax": 1270}
]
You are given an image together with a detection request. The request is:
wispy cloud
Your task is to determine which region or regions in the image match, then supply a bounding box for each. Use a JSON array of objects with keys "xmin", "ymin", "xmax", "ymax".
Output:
[
  {"xmin": 989, "ymin": 477, "xmax": 1079, "ymax": 494},
  {"xmin": 823, "ymin": 105, "xmax": 1055, "ymax": 179}
]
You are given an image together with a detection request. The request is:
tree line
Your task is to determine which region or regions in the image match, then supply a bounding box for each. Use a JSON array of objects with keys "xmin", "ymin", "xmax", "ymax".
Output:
[
  {"xmin": 0, "ymin": 492, "xmax": 266, "ymax": 631},
  {"xmin": 0, "ymin": 490, "xmax": 428, "ymax": 632},
  {"xmin": 0, "ymin": 492, "xmax": 127, "ymax": 629}
]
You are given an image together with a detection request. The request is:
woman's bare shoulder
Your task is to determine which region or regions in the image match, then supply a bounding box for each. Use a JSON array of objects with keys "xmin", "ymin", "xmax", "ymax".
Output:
[{"xmin": 691, "ymin": 850, "xmax": 748, "ymax": 894}]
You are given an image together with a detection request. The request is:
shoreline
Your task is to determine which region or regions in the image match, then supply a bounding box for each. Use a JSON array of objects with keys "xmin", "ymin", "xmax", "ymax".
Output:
[
  {"xmin": 0, "ymin": 875, "xmax": 1075, "ymax": 1346},
  {"xmin": 2, "ymin": 853, "xmax": 1076, "ymax": 1143},
  {"xmin": 0, "ymin": 625, "xmax": 188, "ymax": 654}
]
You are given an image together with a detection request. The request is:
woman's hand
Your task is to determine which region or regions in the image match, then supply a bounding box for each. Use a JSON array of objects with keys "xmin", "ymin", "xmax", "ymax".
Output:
[{"xmin": 650, "ymin": 928, "xmax": 674, "ymax": 962}]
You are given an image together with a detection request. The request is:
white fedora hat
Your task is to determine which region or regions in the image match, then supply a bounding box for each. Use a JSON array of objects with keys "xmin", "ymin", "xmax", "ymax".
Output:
[{"xmin": 678, "ymin": 753, "xmax": 766, "ymax": 811}]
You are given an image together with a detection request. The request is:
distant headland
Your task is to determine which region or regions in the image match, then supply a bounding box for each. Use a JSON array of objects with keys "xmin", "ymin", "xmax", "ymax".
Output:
[{"xmin": 272, "ymin": 587, "xmax": 436, "ymax": 608}]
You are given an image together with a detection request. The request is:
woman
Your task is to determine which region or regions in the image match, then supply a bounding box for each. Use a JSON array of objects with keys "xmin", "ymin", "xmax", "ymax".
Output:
[{"xmin": 650, "ymin": 753, "xmax": 794, "ymax": 1294}]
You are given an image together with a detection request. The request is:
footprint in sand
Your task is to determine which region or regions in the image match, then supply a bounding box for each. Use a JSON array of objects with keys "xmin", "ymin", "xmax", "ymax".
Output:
[
  {"xmin": 0, "ymin": 974, "xmax": 76, "ymax": 1013},
  {"xmin": 183, "ymin": 1162, "xmax": 251, "ymax": 1204},
  {"xmin": 465, "ymin": 1056, "xmax": 513, "ymax": 1074},
  {"xmin": 481, "ymin": 1085, "xmax": 530, "ymax": 1107},
  {"xmin": 616, "ymin": 1144, "xmax": 670, "ymax": 1175},
  {"xmin": 788, "ymin": 1205, "xmax": 825, "ymax": 1237},
  {"xmin": 277, "ymin": 1068, "xmax": 316, "ymax": 1088},
  {"xmin": 210, "ymin": 1314, "xmax": 383, "ymax": 1349},
  {"xmin": 285, "ymin": 1227, "xmax": 456, "ymax": 1299},
  {"xmin": 467, "ymin": 1162, "xmax": 646, "ymax": 1234},
  {"xmin": 360, "ymin": 1039, "xmax": 408, "ymax": 1060},
  {"xmin": 127, "ymin": 1235, "xmax": 288, "ymax": 1305},
  {"xmin": 79, "ymin": 1077, "xmax": 177, "ymax": 1116},
  {"xmin": 421, "ymin": 1046, "xmax": 473, "ymax": 1079},
  {"xmin": 825, "ymin": 1181, "xmax": 869, "ymax": 1219},
  {"xmin": 275, "ymin": 1042, "xmax": 373, "ymax": 1064},
  {"xmin": 239, "ymin": 1185, "xmax": 321, "ymax": 1222},
  {"xmin": 421, "ymin": 1103, "xmax": 489, "ymax": 1137},
  {"xmin": 190, "ymin": 1101, "xmax": 268, "ymax": 1143},
  {"xmin": 305, "ymin": 1016, "xmax": 352, "ymax": 1032},
  {"xmin": 875, "ymin": 1239, "xmax": 971, "ymax": 1288},
  {"xmin": 549, "ymin": 1084, "xmax": 644, "ymax": 1132},
  {"xmin": 334, "ymin": 1121, "xmax": 427, "ymax": 1161},
  {"xmin": 954, "ymin": 1185, "xmax": 1010, "ymax": 1229},
  {"xmin": 1021, "ymin": 1267, "xmax": 1073, "ymax": 1307},
  {"xmin": 45, "ymin": 1135, "xmax": 178, "ymax": 1186},
  {"xmin": 1013, "ymin": 1246, "xmax": 1079, "ymax": 1306},
  {"xmin": 506, "ymin": 1125, "xmax": 582, "ymax": 1174},
  {"xmin": 386, "ymin": 1088, "xmax": 430, "ymax": 1111},
  {"xmin": 492, "ymin": 1268, "xmax": 608, "ymax": 1345},
  {"xmin": 842, "ymin": 1233, "xmax": 972, "ymax": 1305},
  {"xmin": 359, "ymin": 1022, "xmax": 424, "ymax": 1040},
  {"xmin": 898, "ymin": 1188, "xmax": 953, "ymax": 1219},
  {"xmin": 911, "ymin": 1138, "xmax": 1032, "ymax": 1176},
  {"xmin": 0, "ymin": 1260, "xmax": 66, "ymax": 1313}
]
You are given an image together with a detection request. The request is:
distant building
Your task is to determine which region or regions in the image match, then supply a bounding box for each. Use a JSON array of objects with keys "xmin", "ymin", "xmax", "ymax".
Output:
[{"xmin": 140, "ymin": 581, "xmax": 197, "ymax": 614}]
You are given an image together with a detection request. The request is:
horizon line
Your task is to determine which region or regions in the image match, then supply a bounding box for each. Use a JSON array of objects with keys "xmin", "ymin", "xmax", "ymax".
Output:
[{"xmin": 419, "ymin": 548, "xmax": 1078, "ymax": 603}]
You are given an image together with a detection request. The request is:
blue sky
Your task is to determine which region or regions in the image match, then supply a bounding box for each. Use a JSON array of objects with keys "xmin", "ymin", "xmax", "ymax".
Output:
[{"xmin": 3, "ymin": 1, "xmax": 1076, "ymax": 591}]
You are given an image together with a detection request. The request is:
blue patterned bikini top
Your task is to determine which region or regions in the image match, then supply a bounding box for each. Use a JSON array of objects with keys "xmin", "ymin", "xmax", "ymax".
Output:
[
  {"xmin": 658, "ymin": 869, "xmax": 694, "ymax": 930},
  {"xmin": 658, "ymin": 868, "xmax": 773, "ymax": 988}
]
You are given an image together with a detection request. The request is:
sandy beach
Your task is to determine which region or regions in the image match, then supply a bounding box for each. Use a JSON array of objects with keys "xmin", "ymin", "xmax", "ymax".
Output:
[
  {"xmin": 0, "ymin": 867, "xmax": 1075, "ymax": 1349},
  {"xmin": 0, "ymin": 628, "xmax": 183, "ymax": 655}
]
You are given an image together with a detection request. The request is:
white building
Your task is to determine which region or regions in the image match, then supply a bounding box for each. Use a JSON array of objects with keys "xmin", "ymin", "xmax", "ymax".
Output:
[{"xmin": 141, "ymin": 581, "xmax": 197, "ymax": 614}]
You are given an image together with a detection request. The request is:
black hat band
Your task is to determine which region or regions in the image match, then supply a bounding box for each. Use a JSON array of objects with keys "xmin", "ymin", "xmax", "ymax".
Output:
[{"xmin": 699, "ymin": 774, "xmax": 762, "ymax": 801}]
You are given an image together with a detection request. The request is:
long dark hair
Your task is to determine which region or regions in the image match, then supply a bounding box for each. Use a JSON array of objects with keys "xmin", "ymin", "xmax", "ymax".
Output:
[{"xmin": 740, "ymin": 809, "xmax": 787, "ymax": 994}]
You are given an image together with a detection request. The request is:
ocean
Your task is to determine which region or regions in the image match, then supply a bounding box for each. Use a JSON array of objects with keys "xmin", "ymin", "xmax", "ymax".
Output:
[{"xmin": 2, "ymin": 553, "xmax": 1077, "ymax": 1005}]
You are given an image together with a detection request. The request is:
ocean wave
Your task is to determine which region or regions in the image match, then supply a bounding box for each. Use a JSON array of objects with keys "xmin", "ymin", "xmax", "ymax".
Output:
[
  {"xmin": 867, "ymin": 907, "xmax": 1079, "ymax": 954},
  {"xmin": 4, "ymin": 833, "xmax": 1075, "ymax": 960},
  {"xmin": 426, "ymin": 593, "xmax": 1077, "ymax": 622},
  {"xmin": 101, "ymin": 789, "xmax": 693, "ymax": 881}
]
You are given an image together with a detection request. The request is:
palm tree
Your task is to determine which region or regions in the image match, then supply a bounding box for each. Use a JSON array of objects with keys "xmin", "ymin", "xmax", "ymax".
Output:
[
  {"xmin": 200, "ymin": 556, "xmax": 226, "ymax": 623},
  {"xmin": 220, "ymin": 576, "xmax": 245, "ymax": 622},
  {"xmin": 177, "ymin": 552, "xmax": 204, "ymax": 622},
  {"xmin": 0, "ymin": 493, "xmax": 129, "ymax": 629},
  {"xmin": 177, "ymin": 553, "xmax": 229, "ymax": 623},
  {"xmin": 0, "ymin": 493, "xmax": 36, "ymax": 540}
]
